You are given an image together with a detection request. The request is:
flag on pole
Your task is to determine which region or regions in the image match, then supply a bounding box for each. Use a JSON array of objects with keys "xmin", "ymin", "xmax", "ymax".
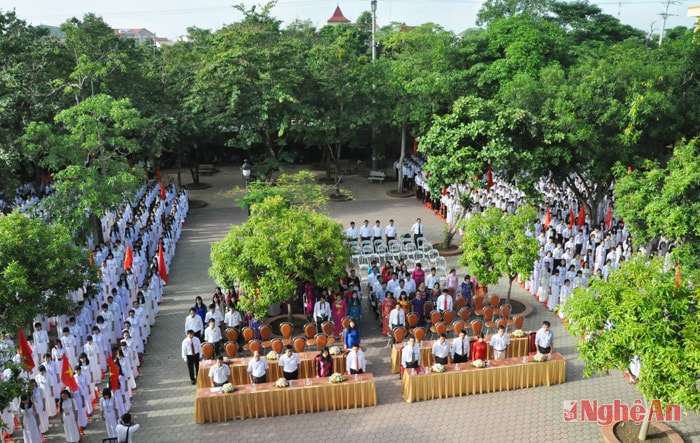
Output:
[
  {"xmin": 569, "ymin": 207, "xmax": 575, "ymax": 230},
  {"xmin": 486, "ymin": 165, "xmax": 494, "ymax": 192},
  {"xmin": 606, "ymin": 204, "xmax": 613, "ymax": 230},
  {"xmin": 107, "ymin": 356, "xmax": 120, "ymax": 390},
  {"xmin": 544, "ymin": 205, "xmax": 551, "ymax": 230},
  {"xmin": 160, "ymin": 181, "xmax": 166, "ymax": 201},
  {"xmin": 577, "ymin": 204, "xmax": 586, "ymax": 228},
  {"xmin": 158, "ymin": 242, "xmax": 168, "ymax": 284},
  {"xmin": 61, "ymin": 358, "xmax": 79, "ymax": 392},
  {"xmin": 17, "ymin": 328, "xmax": 35, "ymax": 372},
  {"xmin": 123, "ymin": 244, "xmax": 133, "ymax": 271}
]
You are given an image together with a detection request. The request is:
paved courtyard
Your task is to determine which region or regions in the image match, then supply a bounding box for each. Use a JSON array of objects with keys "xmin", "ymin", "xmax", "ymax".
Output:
[{"xmin": 45, "ymin": 165, "xmax": 700, "ymax": 443}]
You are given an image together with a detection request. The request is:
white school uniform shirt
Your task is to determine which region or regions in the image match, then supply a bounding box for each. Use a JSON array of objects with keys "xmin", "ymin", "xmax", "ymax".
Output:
[{"xmin": 279, "ymin": 353, "xmax": 301, "ymax": 372}]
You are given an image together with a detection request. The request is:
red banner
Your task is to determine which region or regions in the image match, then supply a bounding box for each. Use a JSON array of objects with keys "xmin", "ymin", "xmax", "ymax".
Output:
[
  {"xmin": 61, "ymin": 357, "xmax": 79, "ymax": 392},
  {"xmin": 158, "ymin": 242, "xmax": 168, "ymax": 284},
  {"xmin": 124, "ymin": 244, "xmax": 133, "ymax": 271},
  {"xmin": 17, "ymin": 329, "xmax": 35, "ymax": 372}
]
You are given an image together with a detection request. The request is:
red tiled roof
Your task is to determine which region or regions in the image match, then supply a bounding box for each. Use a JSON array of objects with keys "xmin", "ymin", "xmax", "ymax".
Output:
[{"xmin": 327, "ymin": 5, "xmax": 351, "ymax": 23}]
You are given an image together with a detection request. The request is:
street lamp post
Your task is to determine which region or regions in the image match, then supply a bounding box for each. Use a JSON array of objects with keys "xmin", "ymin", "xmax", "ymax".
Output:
[
  {"xmin": 371, "ymin": 0, "xmax": 377, "ymax": 61},
  {"xmin": 241, "ymin": 159, "xmax": 252, "ymax": 187}
]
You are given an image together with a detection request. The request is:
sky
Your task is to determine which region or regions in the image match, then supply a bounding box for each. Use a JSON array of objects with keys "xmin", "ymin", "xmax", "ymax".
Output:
[{"xmin": 3, "ymin": 0, "xmax": 697, "ymax": 40}]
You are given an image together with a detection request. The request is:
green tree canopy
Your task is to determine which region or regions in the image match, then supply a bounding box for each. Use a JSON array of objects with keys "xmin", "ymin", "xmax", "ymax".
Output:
[
  {"xmin": 0, "ymin": 212, "xmax": 97, "ymax": 329},
  {"xmin": 459, "ymin": 206, "xmax": 539, "ymax": 303},
  {"xmin": 563, "ymin": 257, "xmax": 700, "ymax": 437},
  {"xmin": 209, "ymin": 195, "xmax": 349, "ymax": 319},
  {"xmin": 614, "ymin": 139, "xmax": 700, "ymax": 266}
]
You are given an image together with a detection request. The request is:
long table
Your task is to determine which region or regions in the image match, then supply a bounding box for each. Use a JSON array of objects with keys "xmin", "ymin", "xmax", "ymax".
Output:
[
  {"xmin": 401, "ymin": 353, "xmax": 566, "ymax": 403},
  {"xmin": 194, "ymin": 373, "xmax": 377, "ymax": 423},
  {"xmin": 197, "ymin": 352, "xmax": 347, "ymax": 387},
  {"xmin": 390, "ymin": 334, "xmax": 530, "ymax": 374}
]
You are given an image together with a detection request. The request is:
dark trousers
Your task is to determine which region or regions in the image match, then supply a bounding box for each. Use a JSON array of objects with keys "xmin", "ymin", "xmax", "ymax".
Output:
[
  {"xmin": 538, "ymin": 345, "xmax": 551, "ymax": 354},
  {"xmin": 186, "ymin": 354, "xmax": 200, "ymax": 382},
  {"xmin": 349, "ymin": 369, "xmax": 364, "ymax": 375},
  {"xmin": 252, "ymin": 374, "xmax": 268, "ymax": 384},
  {"xmin": 316, "ymin": 316, "xmax": 328, "ymax": 333},
  {"xmin": 434, "ymin": 356, "xmax": 448, "ymax": 365},
  {"xmin": 453, "ymin": 353, "xmax": 468, "ymax": 364},
  {"xmin": 283, "ymin": 369, "xmax": 299, "ymax": 380}
]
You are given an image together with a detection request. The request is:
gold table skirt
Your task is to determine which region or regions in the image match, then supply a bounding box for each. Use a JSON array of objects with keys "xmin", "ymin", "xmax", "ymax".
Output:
[
  {"xmin": 194, "ymin": 373, "xmax": 377, "ymax": 423},
  {"xmin": 390, "ymin": 335, "xmax": 530, "ymax": 374},
  {"xmin": 401, "ymin": 353, "xmax": 566, "ymax": 403},
  {"xmin": 197, "ymin": 352, "xmax": 346, "ymax": 387}
]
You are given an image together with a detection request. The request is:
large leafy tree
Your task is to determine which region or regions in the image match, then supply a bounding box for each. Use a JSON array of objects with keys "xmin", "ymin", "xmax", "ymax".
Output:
[
  {"xmin": 564, "ymin": 257, "xmax": 700, "ymax": 440},
  {"xmin": 209, "ymin": 196, "xmax": 349, "ymax": 320},
  {"xmin": 459, "ymin": 206, "xmax": 539, "ymax": 304},
  {"xmin": 0, "ymin": 212, "xmax": 98, "ymax": 329},
  {"xmin": 614, "ymin": 139, "xmax": 700, "ymax": 266},
  {"xmin": 21, "ymin": 94, "xmax": 147, "ymax": 240},
  {"xmin": 381, "ymin": 23, "xmax": 462, "ymax": 193}
]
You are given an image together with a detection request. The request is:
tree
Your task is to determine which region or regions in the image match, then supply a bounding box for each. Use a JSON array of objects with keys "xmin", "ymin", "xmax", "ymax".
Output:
[
  {"xmin": 237, "ymin": 170, "xmax": 332, "ymax": 211},
  {"xmin": 563, "ymin": 257, "xmax": 700, "ymax": 440},
  {"xmin": 0, "ymin": 346, "xmax": 29, "ymax": 431},
  {"xmin": 209, "ymin": 196, "xmax": 349, "ymax": 321},
  {"xmin": 0, "ymin": 212, "xmax": 97, "ymax": 329},
  {"xmin": 459, "ymin": 206, "xmax": 539, "ymax": 304},
  {"xmin": 614, "ymin": 139, "xmax": 700, "ymax": 266},
  {"xmin": 477, "ymin": 0, "xmax": 553, "ymax": 26},
  {"xmin": 21, "ymin": 94, "xmax": 147, "ymax": 240}
]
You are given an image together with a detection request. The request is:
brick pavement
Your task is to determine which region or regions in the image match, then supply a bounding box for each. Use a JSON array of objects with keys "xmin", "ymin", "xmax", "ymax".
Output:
[{"xmin": 43, "ymin": 165, "xmax": 699, "ymax": 443}]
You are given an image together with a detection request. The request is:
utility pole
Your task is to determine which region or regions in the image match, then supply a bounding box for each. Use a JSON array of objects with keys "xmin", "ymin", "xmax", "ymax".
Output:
[{"xmin": 658, "ymin": 0, "xmax": 678, "ymax": 45}]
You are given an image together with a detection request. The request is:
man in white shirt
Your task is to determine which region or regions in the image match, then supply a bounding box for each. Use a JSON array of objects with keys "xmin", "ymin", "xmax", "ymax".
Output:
[
  {"xmin": 431, "ymin": 334, "xmax": 451, "ymax": 364},
  {"xmin": 204, "ymin": 319, "xmax": 222, "ymax": 357},
  {"xmin": 411, "ymin": 218, "xmax": 424, "ymax": 246},
  {"xmin": 247, "ymin": 350, "xmax": 269, "ymax": 383},
  {"xmin": 346, "ymin": 344, "xmax": 366, "ymax": 374},
  {"xmin": 371, "ymin": 220, "xmax": 383, "ymax": 242},
  {"xmin": 115, "ymin": 413, "xmax": 139, "ymax": 443},
  {"xmin": 401, "ymin": 337, "xmax": 420, "ymax": 370},
  {"xmin": 451, "ymin": 329, "xmax": 470, "ymax": 363},
  {"xmin": 436, "ymin": 289, "xmax": 453, "ymax": 313},
  {"xmin": 181, "ymin": 330, "xmax": 202, "ymax": 384},
  {"xmin": 489, "ymin": 325, "xmax": 510, "ymax": 360},
  {"xmin": 278, "ymin": 345, "xmax": 301, "ymax": 380},
  {"xmin": 386, "ymin": 273, "xmax": 400, "ymax": 295},
  {"xmin": 534, "ymin": 321, "xmax": 553, "ymax": 355},
  {"xmin": 359, "ymin": 220, "xmax": 372, "ymax": 241},
  {"xmin": 385, "ymin": 219, "xmax": 398, "ymax": 242},
  {"xmin": 224, "ymin": 305, "xmax": 242, "ymax": 330},
  {"xmin": 389, "ymin": 304, "xmax": 406, "ymax": 341},
  {"xmin": 346, "ymin": 221, "xmax": 358, "ymax": 241},
  {"xmin": 208, "ymin": 356, "xmax": 231, "ymax": 387},
  {"xmin": 425, "ymin": 268, "xmax": 440, "ymax": 291},
  {"xmin": 313, "ymin": 295, "xmax": 331, "ymax": 331},
  {"xmin": 204, "ymin": 304, "xmax": 224, "ymax": 329},
  {"xmin": 185, "ymin": 308, "xmax": 204, "ymax": 341}
]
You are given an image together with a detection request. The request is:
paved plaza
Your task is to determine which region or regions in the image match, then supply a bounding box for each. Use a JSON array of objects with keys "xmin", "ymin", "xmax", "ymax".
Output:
[{"xmin": 44, "ymin": 165, "xmax": 700, "ymax": 443}]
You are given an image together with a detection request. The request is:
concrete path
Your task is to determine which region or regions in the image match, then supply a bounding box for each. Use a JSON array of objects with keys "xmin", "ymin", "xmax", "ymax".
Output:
[{"xmin": 44, "ymin": 165, "xmax": 699, "ymax": 443}]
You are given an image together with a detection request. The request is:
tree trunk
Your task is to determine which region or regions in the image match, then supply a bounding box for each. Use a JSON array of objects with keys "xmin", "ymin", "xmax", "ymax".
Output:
[
  {"xmin": 286, "ymin": 302, "xmax": 294, "ymax": 324},
  {"xmin": 176, "ymin": 149, "xmax": 182, "ymax": 189},
  {"xmin": 638, "ymin": 402, "xmax": 653, "ymax": 441},
  {"xmin": 507, "ymin": 275, "xmax": 515, "ymax": 306},
  {"xmin": 398, "ymin": 123, "xmax": 406, "ymax": 193}
]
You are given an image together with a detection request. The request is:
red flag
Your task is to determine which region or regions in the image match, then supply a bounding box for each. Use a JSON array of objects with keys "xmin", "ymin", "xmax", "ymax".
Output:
[
  {"xmin": 17, "ymin": 329, "xmax": 34, "ymax": 372},
  {"xmin": 675, "ymin": 262, "xmax": 681, "ymax": 287},
  {"xmin": 107, "ymin": 356, "xmax": 120, "ymax": 390},
  {"xmin": 569, "ymin": 208, "xmax": 575, "ymax": 230},
  {"xmin": 158, "ymin": 242, "xmax": 168, "ymax": 284},
  {"xmin": 61, "ymin": 358, "xmax": 79, "ymax": 392},
  {"xmin": 124, "ymin": 244, "xmax": 133, "ymax": 271},
  {"xmin": 544, "ymin": 206, "xmax": 551, "ymax": 230},
  {"xmin": 486, "ymin": 165, "xmax": 494, "ymax": 192},
  {"xmin": 606, "ymin": 204, "xmax": 612, "ymax": 230},
  {"xmin": 160, "ymin": 181, "xmax": 166, "ymax": 201},
  {"xmin": 577, "ymin": 204, "xmax": 586, "ymax": 228}
]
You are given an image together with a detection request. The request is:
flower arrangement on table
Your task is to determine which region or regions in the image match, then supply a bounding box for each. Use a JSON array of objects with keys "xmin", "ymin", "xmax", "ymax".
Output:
[
  {"xmin": 512, "ymin": 329, "xmax": 526, "ymax": 338},
  {"xmin": 431, "ymin": 363, "xmax": 445, "ymax": 373},
  {"xmin": 266, "ymin": 351, "xmax": 278, "ymax": 360},
  {"xmin": 532, "ymin": 353, "xmax": 547, "ymax": 362},
  {"xmin": 471, "ymin": 359, "xmax": 485, "ymax": 368},
  {"xmin": 222, "ymin": 383, "xmax": 236, "ymax": 393},
  {"xmin": 328, "ymin": 346, "xmax": 342, "ymax": 356},
  {"xmin": 274, "ymin": 378, "xmax": 289, "ymax": 388},
  {"xmin": 329, "ymin": 372, "xmax": 347, "ymax": 383},
  {"xmin": 223, "ymin": 356, "xmax": 230, "ymax": 363}
]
